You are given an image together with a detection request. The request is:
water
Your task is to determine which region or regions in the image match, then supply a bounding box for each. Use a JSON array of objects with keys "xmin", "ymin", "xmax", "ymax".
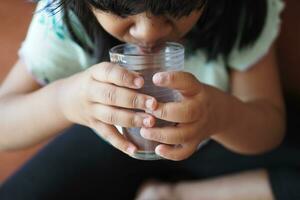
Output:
[
  {"xmin": 109, "ymin": 42, "xmax": 185, "ymax": 160},
  {"xmin": 123, "ymin": 68, "xmax": 180, "ymax": 160}
]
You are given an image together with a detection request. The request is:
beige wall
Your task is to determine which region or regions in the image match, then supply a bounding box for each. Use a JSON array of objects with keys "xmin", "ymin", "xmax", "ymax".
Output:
[{"xmin": 278, "ymin": 0, "xmax": 300, "ymax": 98}]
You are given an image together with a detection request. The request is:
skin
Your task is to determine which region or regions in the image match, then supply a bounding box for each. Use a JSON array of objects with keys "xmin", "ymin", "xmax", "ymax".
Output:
[
  {"xmin": 0, "ymin": 5, "xmax": 285, "ymax": 157},
  {"xmin": 92, "ymin": 10, "xmax": 286, "ymax": 159},
  {"xmin": 135, "ymin": 169, "xmax": 275, "ymax": 200},
  {"xmin": 0, "ymin": 5, "xmax": 284, "ymax": 199},
  {"xmin": 93, "ymin": 10, "xmax": 203, "ymax": 47}
]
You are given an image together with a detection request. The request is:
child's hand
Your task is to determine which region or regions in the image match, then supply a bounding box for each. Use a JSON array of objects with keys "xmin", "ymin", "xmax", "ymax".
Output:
[
  {"xmin": 58, "ymin": 62, "xmax": 157, "ymax": 156},
  {"xmin": 141, "ymin": 71, "xmax": 219, "ymax": 161}
]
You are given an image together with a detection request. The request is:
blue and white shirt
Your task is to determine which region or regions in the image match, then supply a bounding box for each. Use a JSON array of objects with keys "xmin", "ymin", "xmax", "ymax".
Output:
[{"xmin": 19, "ymin": 0, "xmax": 284, "ymax": 92}]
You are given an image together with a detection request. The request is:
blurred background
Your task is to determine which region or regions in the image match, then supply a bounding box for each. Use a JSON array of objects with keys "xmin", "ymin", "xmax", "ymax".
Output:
[
  {"xmin": 0, "ymin": 0, "xmax": 299, "ymax": 183},
  {"xmin": 0, "ymin": 0, "xmax": 38, "ymax": 182}
]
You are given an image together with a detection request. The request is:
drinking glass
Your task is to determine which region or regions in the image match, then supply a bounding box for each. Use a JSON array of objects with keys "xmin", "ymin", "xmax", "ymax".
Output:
[{"xmin": 109, "ymin": 42, "xmax": 184, "ymax": 160}]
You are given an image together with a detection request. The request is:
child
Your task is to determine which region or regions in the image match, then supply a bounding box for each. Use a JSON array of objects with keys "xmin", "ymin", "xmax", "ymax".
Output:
[{"xmin": 0, "ymin": 0, "xmax": 285, "ymax": 199}]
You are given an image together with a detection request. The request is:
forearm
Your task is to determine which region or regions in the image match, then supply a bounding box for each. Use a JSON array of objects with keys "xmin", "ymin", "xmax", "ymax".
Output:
[
  {"xmin": 211, "ymin": 88, "xmax": 285, "ymax": 155},
  {"xmin": 0, "ymin": 80, "xmax": 72, "ymax": 151}
]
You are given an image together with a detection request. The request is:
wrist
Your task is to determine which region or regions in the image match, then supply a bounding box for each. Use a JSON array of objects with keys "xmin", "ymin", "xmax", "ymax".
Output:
[
  {"xmin": 55, "ymin": 76, "xmax": 77, "ymax": 125},
  {"xmin": 209, "ymin": 89, "xmax": 241, "ymax": 141},
  {"xmin": 204, "ymin": 85, "xmax": 236, "ymax": 137},
  {"xmin": 210, "ymin": 94, "xmax": 285, "ymax": 154}
]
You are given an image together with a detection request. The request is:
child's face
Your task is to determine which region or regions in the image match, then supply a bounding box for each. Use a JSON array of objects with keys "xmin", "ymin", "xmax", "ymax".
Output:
[{"xmin": 92, "ymin": 9, "xmax": 202, "ymax": 49}]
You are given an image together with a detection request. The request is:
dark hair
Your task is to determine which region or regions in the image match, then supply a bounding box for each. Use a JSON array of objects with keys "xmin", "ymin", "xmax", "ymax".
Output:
[{"xmin": 43, "ymin": 0, "xmax": 267, "ymax": 62}]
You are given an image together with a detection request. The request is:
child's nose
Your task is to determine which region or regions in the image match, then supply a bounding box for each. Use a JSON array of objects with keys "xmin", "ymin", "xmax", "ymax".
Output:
[{"xmin": 129, "ymin": 14, "xmax": 172, "ymax": 47}]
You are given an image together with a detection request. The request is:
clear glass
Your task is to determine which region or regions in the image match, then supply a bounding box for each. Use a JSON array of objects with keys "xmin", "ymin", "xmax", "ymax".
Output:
[{"xmin": 109, "ymin": 42, "xmax": 184, "ymax": 160}]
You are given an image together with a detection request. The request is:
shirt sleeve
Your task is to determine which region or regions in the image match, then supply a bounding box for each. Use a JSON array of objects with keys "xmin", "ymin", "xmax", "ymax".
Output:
[
  {"xmin": 18, "ymin": 0, "xmax": 94, "ymax": 85},
  {"xmin": 228, "ymin": 0, "xmax": 284, "ymax": 71}
]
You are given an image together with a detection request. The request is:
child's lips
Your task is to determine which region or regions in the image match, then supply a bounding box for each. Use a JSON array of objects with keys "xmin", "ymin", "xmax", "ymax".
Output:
[{"xmin": 138, "ymin": 44, "xmax": 165, "ymax": 54}]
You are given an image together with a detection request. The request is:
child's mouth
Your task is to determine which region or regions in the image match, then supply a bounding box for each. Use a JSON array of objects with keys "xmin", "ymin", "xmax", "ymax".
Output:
[{"xmin": 137, "ymin": 44, "xmax": 165, "ymax": 54}]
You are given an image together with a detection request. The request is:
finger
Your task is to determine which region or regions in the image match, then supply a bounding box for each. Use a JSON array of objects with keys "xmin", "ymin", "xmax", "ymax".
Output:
[
  {"xmin": 92, "ymin": 104, "xmax": 155, "ymax": 128},
  {"xmin": 153, "ymin": 71, "xmax": 202, "ymax": 96},
  {"xmin": 90, "ymin": 62, "xmax": 144, "ymax": 89},
  {"xmin": 140, "ymin": 123, "xmax": 194, "ymax": 145},
  {"xmin": 148, "ymin": 100, "xmax": 201, "ymax": 123},
  {"xmin": 93, "ymin": 122, "xmax": 137, "ymax": 156},
  {"xmin": 88, "ymin": 82, "xmax": 157, "ymax": 111},
  {"xmin": 155, "ymin": 143, "xmax": 198, "ymax": 161}
]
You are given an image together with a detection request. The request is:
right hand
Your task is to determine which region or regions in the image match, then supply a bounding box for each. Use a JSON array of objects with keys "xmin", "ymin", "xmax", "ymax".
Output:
[{"xmin": 58, "ymin": 62, "xmax": 158, "ymax": 156}]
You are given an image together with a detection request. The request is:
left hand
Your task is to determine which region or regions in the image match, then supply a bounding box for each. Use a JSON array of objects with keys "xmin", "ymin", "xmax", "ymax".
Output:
[{"xmin": 141, "ymin": 71, "xmax": 220, "ymax": 161}]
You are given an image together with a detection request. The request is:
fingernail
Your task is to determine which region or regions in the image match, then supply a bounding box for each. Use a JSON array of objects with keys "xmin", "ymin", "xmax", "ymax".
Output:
[
  {"xmin": 127, "ymin": 146, "xmax": 136, "ymax": 154},
  {"xmin": 155, "ymin": 146, "xmax": 162, "ymax": 156},
  {"xmin": 140, "ymin": 128, "xmax": 149, "ymax": 138},
  {"xmin": 146, "ymin": 98, "xmax": 155, "ymax": 110},
  {"xmin": 143, "ymin": 117, "xmax": 153, "ymax": 127},
  {"xmin": 153, "ymin": 73, "xmax": 166, "ymax": 84},
  {"xmin": 134, "ymin": 77, "xmax": 144, "ymax": 88}
]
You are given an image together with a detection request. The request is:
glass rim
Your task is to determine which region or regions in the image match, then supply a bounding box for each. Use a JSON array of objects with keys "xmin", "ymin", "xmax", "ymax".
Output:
[{"xmin": 109, "ymin": 42, "xmax": 184, "ymax": 57}]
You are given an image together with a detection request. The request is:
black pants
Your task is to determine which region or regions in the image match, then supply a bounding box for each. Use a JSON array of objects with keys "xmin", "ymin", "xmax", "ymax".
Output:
[{"xmin": 0, "ymin": 101, "xmax": 300, "ymax": 200}]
